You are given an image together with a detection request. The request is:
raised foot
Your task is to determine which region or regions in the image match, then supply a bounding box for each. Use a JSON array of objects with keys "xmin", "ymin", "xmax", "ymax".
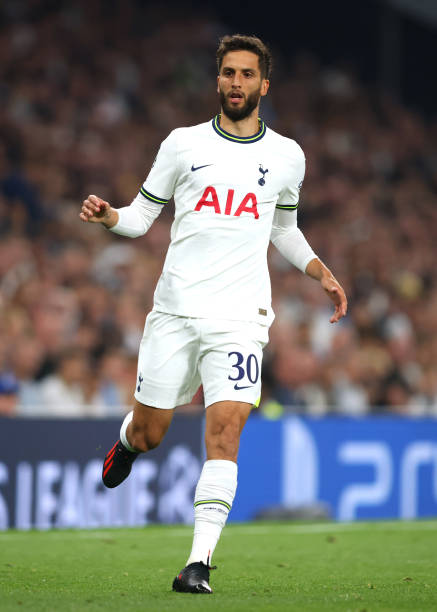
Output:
[{"xmin": 102, "ymin": 440, "xmax": 138, "ymax": 488}]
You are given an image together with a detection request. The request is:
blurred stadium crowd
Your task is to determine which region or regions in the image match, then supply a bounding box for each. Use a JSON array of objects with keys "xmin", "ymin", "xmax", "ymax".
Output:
[{"xmin": 1, "ymin": 1, "xmax": 437, "ymax": 418}]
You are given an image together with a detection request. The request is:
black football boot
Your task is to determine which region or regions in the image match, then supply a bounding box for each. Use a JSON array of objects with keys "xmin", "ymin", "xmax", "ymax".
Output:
[
  {"xmin": 102, "ymin": 440, "xmax": 138, "ymax": 488},
  {"xmin": 172, "ymin": 560, "xmax": 217, "ymax": 594}
]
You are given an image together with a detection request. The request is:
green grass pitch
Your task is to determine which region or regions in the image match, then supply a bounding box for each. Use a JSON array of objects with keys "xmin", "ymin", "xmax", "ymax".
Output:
[{"xmin": 1, "ymin": 521, "xmax": 437, "ymax": 611}]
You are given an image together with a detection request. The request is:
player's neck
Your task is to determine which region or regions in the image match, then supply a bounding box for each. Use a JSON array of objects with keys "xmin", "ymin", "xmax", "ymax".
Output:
[{"xmin": 219, "ymin": 110, "xmax": 261, "ymax": 137}]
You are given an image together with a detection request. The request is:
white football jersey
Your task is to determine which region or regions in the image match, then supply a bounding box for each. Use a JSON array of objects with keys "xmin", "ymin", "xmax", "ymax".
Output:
[{"xmin": 138, "ymin": 116, "xmax": 305, "ymax": 326}]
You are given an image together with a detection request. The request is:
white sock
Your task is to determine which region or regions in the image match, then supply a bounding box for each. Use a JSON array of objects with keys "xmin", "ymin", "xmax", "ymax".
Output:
[
  {"xmin": 186, "ymin": 459, "xmax": 237, "ymax": 566},
  {"xmin": 119, "ymin": 410, "xmax": 137, "ymax": 452}
]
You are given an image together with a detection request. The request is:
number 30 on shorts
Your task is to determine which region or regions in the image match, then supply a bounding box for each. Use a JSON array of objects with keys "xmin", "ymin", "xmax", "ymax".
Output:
[{"xmin": 227, "ymin": 351, "xmax": 259, "ymax": 384}]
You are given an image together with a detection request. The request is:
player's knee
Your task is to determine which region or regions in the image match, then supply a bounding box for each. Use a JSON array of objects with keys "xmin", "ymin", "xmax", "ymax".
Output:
[{"xmin": 130, "ymin": 422, "xmax": 165, "ymax": 452}]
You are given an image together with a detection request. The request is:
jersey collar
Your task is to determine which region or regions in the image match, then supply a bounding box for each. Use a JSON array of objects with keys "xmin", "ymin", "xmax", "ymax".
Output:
[{"xmin": 212, "ymin": 114, "xmax": 266, "ymax": 144}]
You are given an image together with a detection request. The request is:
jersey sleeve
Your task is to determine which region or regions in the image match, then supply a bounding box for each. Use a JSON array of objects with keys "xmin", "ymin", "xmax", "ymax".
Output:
[
  {"xmin": 270, "ymin": 209, "xmax": 317, "ymax": 273},
  {"xmin": 109, "ymin": 193, "xmax": 164, "ymax": 238},
  {"xmin": 139, "ymin": 129, "xmax": 179, "ymax": 205},
  {"xmin": 276, "ymin": 144, "xmax": 305, "ymax": 211}
]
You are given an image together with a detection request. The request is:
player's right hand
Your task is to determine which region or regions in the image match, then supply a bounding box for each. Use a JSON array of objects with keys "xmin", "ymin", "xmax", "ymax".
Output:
[{"xmin": 80, "ymin": 194, "xmax": 111, "ymax": 223}]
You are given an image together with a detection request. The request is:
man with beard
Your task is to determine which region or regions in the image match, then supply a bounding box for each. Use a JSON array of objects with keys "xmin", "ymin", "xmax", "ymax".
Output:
[{"xmin": 80, "ymin": 34, "xmax": 347, "ymax": 594}]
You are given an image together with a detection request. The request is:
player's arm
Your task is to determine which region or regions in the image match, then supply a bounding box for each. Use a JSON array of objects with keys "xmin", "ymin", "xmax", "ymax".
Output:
[
  {"xmin": 304, "ymin": 257, "xmax": 347, "ymax": 323},
  {"xmin": 79, "ymin": 193, "xmax": 163, "ymax": 237},
  {"xmin": 80, "ymin": 130, "xmax": 179, "ymax": 237},
  {"xmin": 271, "ymin": 143, "xmax": 347, "ymax": 323},
  {"xmin": 270, "ymin": 208, "xmax": 347, "ymax": 324}
]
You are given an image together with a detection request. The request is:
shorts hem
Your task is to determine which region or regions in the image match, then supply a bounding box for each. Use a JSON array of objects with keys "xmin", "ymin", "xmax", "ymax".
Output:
[
  {"xmin": 134, "ymin": 390, "xmax": 194, "ymax": 410},
  {"xmin": 204, "ymin": 389, "xmax": 260, "ymax": 409}
]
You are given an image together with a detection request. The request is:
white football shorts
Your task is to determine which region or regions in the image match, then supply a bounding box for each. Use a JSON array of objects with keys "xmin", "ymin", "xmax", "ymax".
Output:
[{"xmin": 134, "ymin": 311, "xmax": 269, "ymax": 409}]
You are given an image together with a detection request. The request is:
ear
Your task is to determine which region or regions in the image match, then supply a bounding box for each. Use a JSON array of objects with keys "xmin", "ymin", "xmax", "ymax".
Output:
[
  {"xmin": 260, "ymin": 79, "xmax": 270, "ymax": 97},
  {"xmin": 217, "ymin": 75, "xmax": 220, "ymax": 94}
]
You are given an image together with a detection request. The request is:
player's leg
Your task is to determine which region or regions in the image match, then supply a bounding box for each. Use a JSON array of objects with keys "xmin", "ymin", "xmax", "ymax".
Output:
[
  {"xmin": 102, "ymin": 311, "xmax": 201, "ymax": 489},
  {"xmin": 173, "ymin": 319, "xmax": 266, "ymax": 594},
  {"xmin": 191, "ymin": 400, "xmax": 251, "ymax": 552},
  {"xmin": 189, "ymin": 400, "xmax": 251, "ymax": 561},
  {"xmin": 172, "ymin": 400, "xmax": 251, "ymax": 594},
  {"xmin": 102, "ymin": 400, "xmax": 174, "ymax": 488}
]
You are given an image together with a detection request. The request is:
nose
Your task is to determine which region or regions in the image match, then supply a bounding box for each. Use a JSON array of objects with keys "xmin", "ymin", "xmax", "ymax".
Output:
[{"xmin": 231, "ymin": 72, "xmax": 242, "ymax": 88}]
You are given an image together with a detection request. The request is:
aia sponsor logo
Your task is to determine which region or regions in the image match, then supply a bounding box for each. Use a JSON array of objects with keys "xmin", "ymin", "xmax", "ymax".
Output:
[{"xmin": 194, "ymin": 186, "xmax": 259, "ymax": 219}]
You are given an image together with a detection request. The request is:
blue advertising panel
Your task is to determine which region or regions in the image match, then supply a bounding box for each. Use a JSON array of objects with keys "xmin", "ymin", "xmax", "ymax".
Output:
[
  {"xmin": 0, "ymin": 416, "xmax": 203, "ymax": 530},
  {"xmin": 231, "ymin": 418, "xmax": 282, "ymax": 521},
  {"xmin": 234, "ymin": 416, "xmax": 437, "ymax": 521},
  {"xmin": 2, "ymin": 415, "xmax": 437, "ymax": 529},
  {"xmin": 300, "ymin": 417, "xmax": 437, "ymax": 520}
]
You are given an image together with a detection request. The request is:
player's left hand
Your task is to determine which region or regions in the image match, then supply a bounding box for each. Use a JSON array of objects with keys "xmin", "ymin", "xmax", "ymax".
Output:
[{"xmin": 321, "ymin": 275, "xmax": 347, "ymax": 323}]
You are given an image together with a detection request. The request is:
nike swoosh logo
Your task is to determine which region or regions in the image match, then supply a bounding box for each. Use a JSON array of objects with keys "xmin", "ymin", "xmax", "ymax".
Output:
[
  {"xmin": 234, "ymin": 383, "xmax": 254, "ymax": 390},
  {"xmin": 191, "ymin": 164, "xmax": 213, "ymax": 172}
]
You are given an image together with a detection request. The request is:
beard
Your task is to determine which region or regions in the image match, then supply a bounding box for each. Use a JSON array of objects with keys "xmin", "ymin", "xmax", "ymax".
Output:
[{"xmin": 219, "ymin": 87, "xmax": 261, "ymax": 122}]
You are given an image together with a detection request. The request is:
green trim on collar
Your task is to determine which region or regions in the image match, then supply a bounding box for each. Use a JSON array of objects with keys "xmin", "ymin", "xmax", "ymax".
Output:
[{"xmin": 212, "ymin": 114, "xmax": 266, "ymax": 143}]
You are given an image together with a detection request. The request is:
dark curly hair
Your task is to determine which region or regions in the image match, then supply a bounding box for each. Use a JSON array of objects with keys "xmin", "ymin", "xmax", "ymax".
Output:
[{"xmin": 216, "ymin": 34, "xmax": 272, "ymax": 80}]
